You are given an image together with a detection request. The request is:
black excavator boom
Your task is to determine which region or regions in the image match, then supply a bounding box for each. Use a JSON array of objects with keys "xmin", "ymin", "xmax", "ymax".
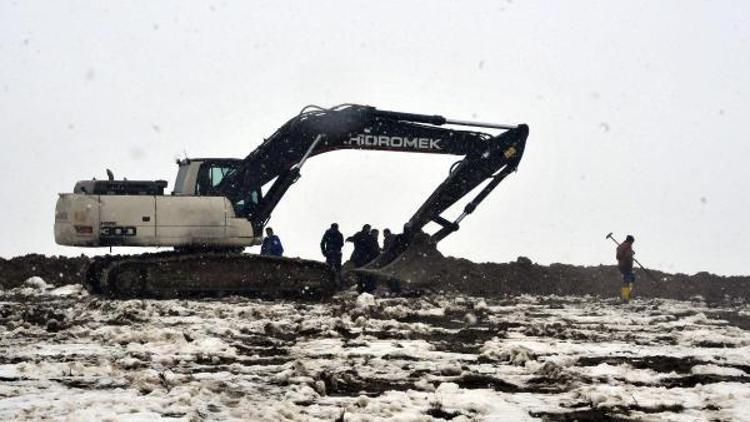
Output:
[{"xmin": 214, "ymin": 104, "xmax": 528, "ymax": 271}]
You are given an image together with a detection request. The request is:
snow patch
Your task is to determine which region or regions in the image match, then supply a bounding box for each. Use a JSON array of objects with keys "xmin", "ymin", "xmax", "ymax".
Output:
[
  {"xmin": 480, "ymin": 341, "xmax": 537, "ymax": 365},
  {"xmin": 691, "ymin": 364, "xmax": 747, "ymax": 377},
  {"xmin": 23, "ymin": 276, "xmax": 51, "ymax": 290},
  {"xmin": 356, "ymin": 292, "xmax": 376, "ymax": 309},
  {"xmin": 49, "ymin": 284, "xmax": 86, "ymax": 296}
]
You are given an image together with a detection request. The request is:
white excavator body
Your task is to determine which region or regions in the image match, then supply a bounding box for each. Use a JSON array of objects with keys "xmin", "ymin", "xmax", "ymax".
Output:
[{"xmin": 54, "ymin": 159, "xmax": 259, "ymax": 249}]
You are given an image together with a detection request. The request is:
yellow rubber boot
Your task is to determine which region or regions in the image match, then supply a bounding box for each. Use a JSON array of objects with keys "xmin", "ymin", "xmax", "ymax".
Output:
[
  {"xmin": 627, "ymin": 283, "xmax": 634, "ymax": 301},
  {"xmin": 620, "ymin": 286, "xmax": 630, "ymax": 302}
]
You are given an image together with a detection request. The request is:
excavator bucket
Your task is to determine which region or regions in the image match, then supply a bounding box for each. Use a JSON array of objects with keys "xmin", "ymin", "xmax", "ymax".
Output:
[{"xmin": 345, "ymin": 233, "xmax": 445, "ymax": 295}]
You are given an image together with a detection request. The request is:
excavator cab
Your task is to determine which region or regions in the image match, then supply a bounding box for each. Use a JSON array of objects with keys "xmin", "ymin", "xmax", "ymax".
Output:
[
  {"xmin": 172, "ymin": 158, "xmax": 239, "ymax": 195},
  {"xmin": 172, "ymin": 158, "xmax": 262, "ymax": 217}
]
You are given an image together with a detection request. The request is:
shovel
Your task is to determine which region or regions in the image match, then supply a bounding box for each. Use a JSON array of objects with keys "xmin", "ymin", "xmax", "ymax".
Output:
[{"xmin": 606, "ymin": 233, "xmax": 660, "ymax": 282}]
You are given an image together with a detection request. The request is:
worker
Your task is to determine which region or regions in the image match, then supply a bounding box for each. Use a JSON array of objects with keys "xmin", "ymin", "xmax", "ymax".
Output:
[
  {"xmin": 346, "ymin": 224, "xmax": 371, "ymax": 267},
  {"xmin": 383, "ymin": 228, "xmax": 395, "ymax": 251},
  {"xmin": 616, "ymin": 235, "xmax": 636, "ymax": 302},
  {"xmin": 320, "ymin": 223, "xmax": 344, "ymax": 271},
  {"xmin": 261, "ymin": 227, "xmax": 284, "ymax": 256},
  {"xmin": 367, "ymin": 229, "xmax": 381, "ymax": 261}
]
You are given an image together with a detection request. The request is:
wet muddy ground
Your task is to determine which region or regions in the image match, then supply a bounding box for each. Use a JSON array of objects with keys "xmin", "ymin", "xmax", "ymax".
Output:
[
  {"xmin": 4, "ymin": 252, "xmax": 750, "ymax": 303},
  {"xmin": 2, "ymin": 279, "xmax": 750, "ymax": 421}
]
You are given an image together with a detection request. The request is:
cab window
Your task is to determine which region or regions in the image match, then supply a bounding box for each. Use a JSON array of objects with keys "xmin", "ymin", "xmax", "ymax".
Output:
[
  {"xmin": 195, "ymin": 164, "xmax": 235, "ymax": 195},
  {"xmin": 233, "ymin": 190, "xmax": 261, "ymax": 217}
]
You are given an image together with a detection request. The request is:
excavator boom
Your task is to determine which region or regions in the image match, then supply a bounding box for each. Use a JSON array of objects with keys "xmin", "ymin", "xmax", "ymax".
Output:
[{"xmin": 216, "ymin": 104, "xmax": 527, "ymax": 266}]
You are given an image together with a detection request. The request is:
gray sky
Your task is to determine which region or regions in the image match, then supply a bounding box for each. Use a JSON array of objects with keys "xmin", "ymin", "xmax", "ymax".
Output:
[{"xmin": 1, "ymin": 1, "xmax": 748, "ymax": 275}]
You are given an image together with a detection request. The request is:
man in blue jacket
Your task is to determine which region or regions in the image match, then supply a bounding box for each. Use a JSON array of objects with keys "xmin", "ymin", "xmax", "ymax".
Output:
[{"xmin": 261, "ymin": 227, "xmax": 284, "ymax": 257}]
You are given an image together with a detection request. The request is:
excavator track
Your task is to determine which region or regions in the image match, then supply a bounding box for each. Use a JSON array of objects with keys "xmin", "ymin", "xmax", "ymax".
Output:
[{"xmin": 84, "ymin": 251, "xmax": 336, "ymax": 300}]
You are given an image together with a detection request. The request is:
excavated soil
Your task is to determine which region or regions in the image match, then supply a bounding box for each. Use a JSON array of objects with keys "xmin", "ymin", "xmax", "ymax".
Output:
[
  {"xmin": 370, "ymin": 236, "xmax": 750, "ymax": 302},
  {"xmin": 2, "ymin": 243, "xmax": 749, "ymax": 302},
  {"xmin": 0, "ymin": 254, "xmax": 88, "ymax": 289}
]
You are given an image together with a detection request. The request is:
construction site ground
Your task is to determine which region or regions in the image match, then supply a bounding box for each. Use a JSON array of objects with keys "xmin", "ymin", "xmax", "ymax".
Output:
[
  {"xmin": 3, "ymin": 242, "xmax": 747, "ymax": 302},
  {"xmin": 1, "ymin": 251, "xmax": 749, "ymax": 421}
]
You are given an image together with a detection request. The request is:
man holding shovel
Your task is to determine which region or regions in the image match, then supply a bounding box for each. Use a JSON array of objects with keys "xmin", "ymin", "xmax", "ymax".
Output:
[{"xmin": 616, "ymin": 235, "xmax": 636, "ymax": 302}]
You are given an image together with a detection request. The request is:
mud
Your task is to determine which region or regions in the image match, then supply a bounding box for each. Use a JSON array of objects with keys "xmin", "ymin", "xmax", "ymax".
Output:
[
  {"xmin": 369, "ymin": 238, "xmax": 750, "ymax": 302},
  {"xmin": 530, "ymin": 405, "xmax": 686, "ymax": 422},
  {"xmin": 2, "ymin": 244, "xmax": 750, "ymax": 303},
  {"xmin": 0, "ymin": 254, "xmax": 87, "ymax": 289},
  {"xmin": 2, "ymin": 288, "xmax": 749, "ymax": 420},
  {"xmin": 577, "ymin": 355, "xmax": 705, "ymax": 373},
  {"xmin": 530, "ymin": 408, "xmax": 634, "ymax": 422},
  {"xmin": 425, "ymin": 405, "xmax": 469, "ymax": 420}
]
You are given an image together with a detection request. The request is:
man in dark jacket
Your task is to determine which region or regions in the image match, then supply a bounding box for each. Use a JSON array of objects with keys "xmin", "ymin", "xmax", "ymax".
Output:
[
  {"xmin": 346, "ymin": 224, "xmax": 371, "ymax": 267},
  {"xmin": 365, "ymin": 229, "xmax": 381, "ymax": 263},
  {"xmin": 320, "ymin": 223, "xmax": 344, "ymax": 271},
  {"xmin": 616, "ymin": 235, "xmax": 635, "ymax": 302},
  {"xmin": 382, "ymin": 228, "xmax": 395, "ymax": 251},
  {"xmin": 261, "ymin": 227, "xmax": 284, "ymax": 257}
]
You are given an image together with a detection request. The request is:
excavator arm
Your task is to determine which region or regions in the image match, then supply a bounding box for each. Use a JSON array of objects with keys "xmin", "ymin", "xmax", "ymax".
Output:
[{"xmin": 216, "ymin": 104, "xmax": 528, "ymax": 266}]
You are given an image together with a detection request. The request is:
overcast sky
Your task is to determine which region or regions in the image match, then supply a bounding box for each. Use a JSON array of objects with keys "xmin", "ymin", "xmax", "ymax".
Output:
[{"xmin": 1, "ymin": 1, "xmax": 748, "ymax": 275}]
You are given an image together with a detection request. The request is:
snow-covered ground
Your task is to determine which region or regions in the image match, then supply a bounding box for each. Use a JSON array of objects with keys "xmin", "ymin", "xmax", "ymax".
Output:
[{"xmin": 2, "ymin": 278, "xmax": 750, "ymax": 421}]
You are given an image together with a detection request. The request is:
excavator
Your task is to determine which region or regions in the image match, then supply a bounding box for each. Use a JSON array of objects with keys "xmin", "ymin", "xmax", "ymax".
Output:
[{"xmin": 54, "ymin": 104, "xmax": 528, "ymax": 298}]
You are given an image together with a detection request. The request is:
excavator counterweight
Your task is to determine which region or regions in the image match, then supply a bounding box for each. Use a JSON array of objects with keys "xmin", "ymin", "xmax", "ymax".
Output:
[{"xmin": 54, "ymin": 104, "xmax": 528, "ymax": 298}]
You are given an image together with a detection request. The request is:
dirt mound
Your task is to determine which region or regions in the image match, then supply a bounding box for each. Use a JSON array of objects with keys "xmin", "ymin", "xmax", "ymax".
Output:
[
  {"xmin": 3, "ymin": 248, "xmax": 750, "ymax": 302},
  {"xmin": 0, "ymin": 254, "xmax": 88, "ymax": 289},
  {"xmin": 369, "ymin": 239, "xmax": 750, "ymax": 302}
]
